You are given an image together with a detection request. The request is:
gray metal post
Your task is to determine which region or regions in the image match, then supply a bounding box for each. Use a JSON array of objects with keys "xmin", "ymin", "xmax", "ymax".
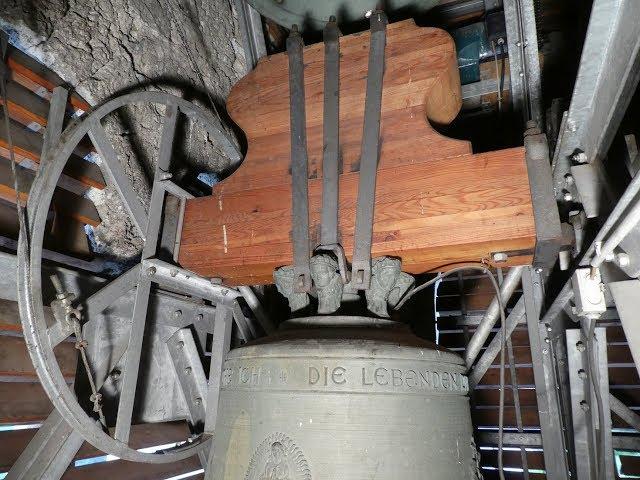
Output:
[
  {"xmin": 6, "ymin": 410, "xmax": 84, "ymax": 480},
  {"xmin": 523, "ymin": 267, "xmax": 571, "ymax": 478},
  {"xmin": 567, "ymin": 327, "xmax": 614, "ymax": 479}
]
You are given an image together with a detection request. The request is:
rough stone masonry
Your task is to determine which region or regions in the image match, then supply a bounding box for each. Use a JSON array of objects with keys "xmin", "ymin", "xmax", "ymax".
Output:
[{"xmin": 1, "ymin": 0, "xmax": 247, "ymax": 265}]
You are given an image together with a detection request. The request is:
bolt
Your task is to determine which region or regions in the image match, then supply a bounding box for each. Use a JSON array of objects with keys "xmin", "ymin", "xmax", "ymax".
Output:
[
  {"xmin": 159, "ymin": 171, "xmax": 173, "ymax": 181},
  {"xmin": 516, "ymin": 41, "xmax": 522, "ymax": 47},
  {"xmin": 210, "ymin": 277, "xmax": 223, "ymax": 285},
  {"xmin": 492, "ymin": 252, "xmax": 508, "ymax": 263},
  {"xmin": 580, "ymin": 400, "xmax": 590, "ymax": 412},
  {"xmin": 184, "ymin": 366, "xmax": 192, "ymax": 375},
  {"xmin": 146, "ymin": 266, "xmax": 157, "ymax": 276},
  {"xmin": 194, "ymin": 397, "xmax": 202, "ymax": 406},
  {"xmin": 110, "ymin": 369, "xmax": 121, "ymax": 380},
  {"xmin": 173, "ymin": 310, "xmax": 183, "ymax": 320},
  {"xmin": 615, "ymin": 252, "xmax": 631, "ymax": 268},
  {"xmin": 572, "ymin": 152, "xmax": 588, "ymax": 163},
  {"xmin": 546, "ymin": 324, "xmax": 552, "ymax": 332},
  {"xmin": 535, "ymin": 267, "xmax": 543, "ymax": 274},
  {"xmin": 177, "ymin": 341, "xmax": 184, "ymax": 349},
  {"xmin": 196, "ymin": 313, "xmax": 204, "ymax": 322},
  {"xmin": 544, "ymin": 337, "xmax": 550, "ymax": 344},
  {"xmin": 519, "ymin": 71, "xmax": 524, "ymax": 77},
  {"xmin": 563, "ymin": 191, "xmax": 573, "ymax": 202},
  {"xmin": 542, "ymin": 348, "xmax": 548, "ymax": 355},
  {"xmin": 576, "ymin": 341, "xmax": 586, "ymax": 352},
  {"xmin": 578, "ymin": 369, "xmax": 587, "ymax": 380},
  {"xmin": 170, "ymin": 268, "xmax": 178, "ymax": 277},
  {"xmin": 564, "ymin": 174, "xmax": 574, "ymax": 186}
]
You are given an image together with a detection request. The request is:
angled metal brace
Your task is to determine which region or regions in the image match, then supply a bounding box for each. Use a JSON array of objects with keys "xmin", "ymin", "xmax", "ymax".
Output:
[{"xmin": 350, "ymin": 11, "xmax": 387, "ymax": 290}]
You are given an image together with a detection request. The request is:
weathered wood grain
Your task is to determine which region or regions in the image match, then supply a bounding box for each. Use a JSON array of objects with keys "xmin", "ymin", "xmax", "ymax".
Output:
[{"xmin": 178, "ymin": 20, "xmax": 536, "ymax": 284}]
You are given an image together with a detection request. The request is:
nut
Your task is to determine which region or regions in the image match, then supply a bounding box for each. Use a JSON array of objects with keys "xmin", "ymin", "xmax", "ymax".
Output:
[
  {"xmin": 580, "ymin": 400, "xmax": 589, "ymax": 412},
  {"xmin": 615, "ymin": 252, "xmax": 631, "ymax": 268},
  {"xmin": 184, "ymin": 367, "xmax": 192, "ymax": 375},
  {"xmin": 492, "ymin": 252, "xmax": 508, "ymax": 263},
  {"xmin": 572, "ymin": 152, "xmax": 588, "ymax": 163},
  {"xmin": 578, "ymin": 369, "xmax": 587, "ymax": 380},
  {"xmin": 173, "ymin": 310, "xmax": 183, "ymax": 319},
  {"xmin": 576, "ymin": 341, "xmax": 586, "ymax": 352},
  {"xmin": 146, "ymin": 266, "xmax": 157, "ymax": 276}
]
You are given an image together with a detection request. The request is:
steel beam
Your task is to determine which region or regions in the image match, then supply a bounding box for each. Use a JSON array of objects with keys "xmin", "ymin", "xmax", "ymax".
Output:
[
  {"xmin": 567, "ymin": 327, "xmax": 614, "ymax": 480},
  {"xmin": 233, "ymin": 0, "xmax": 267, "ymax": 71},
  {"xmin": 553, "ymin": 0, "xmax": 640, "ymax": 199},
  {"xmin": 6, "ymin": 410, "xmax": 83, "ymax": 480},
  {"xmin": 503, "ymin": 0, "xmax": 542, "ymax": 125},
  {"xmin": 523, "ymin": 267, "xmax": 572, "ymax": 479}
]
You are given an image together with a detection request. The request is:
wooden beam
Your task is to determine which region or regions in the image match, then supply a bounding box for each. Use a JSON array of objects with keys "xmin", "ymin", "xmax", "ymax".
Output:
[
  {"xmin": 6, "ymin": 46, "xmax": 91, "ymax": 113},
  {"xmin": 0, "ymin": 382, "xmax": 53, "ymax": 424},
  {"xmin": 0, "ymin": 421, "xmax": 195, "ymax": 471},
  {"xmin": 0, "ymin": 199, "xmax": 92, "ymax": 259},
  {"xmin": 0, "ymin": 157, "xmax": 100, "ymax": 226},
  {"xmin": 0, "ymin": 81, "xmax": 49, "ymax": 132},
  {"xmin": 177, "ymin": 20, "xmax": 536, "ymax": 284},
  {"xmin": 0, "ymin": 117, "xmax": 105, "ymax": 191},
  {"xmin": 0, "ymin": 336, "xmax": 77, "ymax": 381}
]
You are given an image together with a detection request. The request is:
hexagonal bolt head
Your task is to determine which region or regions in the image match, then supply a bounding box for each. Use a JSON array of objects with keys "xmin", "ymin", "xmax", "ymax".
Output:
[
  {"xmin": 572, "ymin": 152, "xmax": 588, "ymax": 163},
  {"xmin": 492, "ymin": 252, "xmax": 508, "ymax": 263},
  {"xmin": 615, "ymin": 252, "xmax": 631, "ymax": 268}
]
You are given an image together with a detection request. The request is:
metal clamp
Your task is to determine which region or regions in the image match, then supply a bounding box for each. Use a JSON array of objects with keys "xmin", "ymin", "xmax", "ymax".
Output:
[
  {"xmin": 350, "ymin": 10, "xmax": 387, "ymax": 290},
  {"xmin": 287, "ymin": 25, "xmax": 312, "ymax": 293}
]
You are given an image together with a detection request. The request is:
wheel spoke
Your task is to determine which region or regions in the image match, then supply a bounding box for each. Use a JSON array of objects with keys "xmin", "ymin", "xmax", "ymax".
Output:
[
  {"xmin": 204, "ymin": 301, "xmax": 234, "ymax": 433},
  {"xmin": 88, "ymin": 122, "xmax": 149, "ymax": 238},
  {"xmin": 114, "ymin": 275, "xmax": 151, "ymax": 443}
]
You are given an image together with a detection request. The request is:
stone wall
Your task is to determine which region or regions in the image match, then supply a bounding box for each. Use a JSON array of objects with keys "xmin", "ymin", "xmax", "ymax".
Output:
[{"xmin": 1, "ymin": 0, "xmax": 247, "ymax": 264}]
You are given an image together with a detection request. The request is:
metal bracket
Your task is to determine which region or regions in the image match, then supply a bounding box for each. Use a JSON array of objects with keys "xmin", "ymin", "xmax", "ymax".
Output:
[
  {"xmin": 287, "ymin": 25, "xmax": 312, "ymax": 293},
  {"xmin": 567, "ymin": 327, "xmax": 614, "ymax": 480},
  {"xmin": 319, "ymin": 17, "xmax": 341, "ymax": 249},
  {"xmin": 350, "ymin": 10, "xmax": 387, "ymax": 291}
]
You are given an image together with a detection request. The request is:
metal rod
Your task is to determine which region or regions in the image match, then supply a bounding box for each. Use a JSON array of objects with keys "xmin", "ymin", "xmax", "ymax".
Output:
[
  {"xmin": 469, "ymin": 296, "xmax": 525, "ymax": 387},
  {"xmin": 464, "ymin": 266, "xmax": 523, "ymax": 368},
  {"xmin": 592, "ymin": 195, "xmax": 640, "ymax": 268},
  {"xmin": 238, "ymin": 285, "xmax": 275, "ymax": 334}
]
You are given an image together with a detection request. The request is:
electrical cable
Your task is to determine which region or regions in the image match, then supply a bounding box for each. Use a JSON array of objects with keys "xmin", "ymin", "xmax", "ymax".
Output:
[{"xmin": 394, "ymin": 262, "xmax": 507, "ymax": 480}]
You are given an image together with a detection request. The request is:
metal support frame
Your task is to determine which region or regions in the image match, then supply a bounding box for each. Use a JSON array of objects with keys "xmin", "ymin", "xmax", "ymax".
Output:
[
  {"xmin": 523, "ymin": 267, "xmax": 572, "ymax": 479},
  {"xmin": 567, "ymin": 327, "xmax": 614, "ymax": 479},
  {"xmin": 17, "ymin": 92, "xmax": 244, "ymax": 464},
  {"xmin": 350, "ymin": 11, "xmax": 387, "ymax": 290},
  {"xmin": 233, "ymin": 0, "xmax": 267, "ymax": 72},
  {"xmin": 287, "ymin": 27, "xmax": 312, "ymax": 293},
  {"xmin": 6, "ymin": 410, "xmax": 84, "ymax": 480},
  {"xmin": 503, "ymin": 0, "xmax": 542, "ymax": 125},
  {"xmin": 524, "ymin": 129, "xmax": 563, "ymax": 268},
  {"xmin": 553, "ymin": 0, "xmax": 640, "ymax": 199}
]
